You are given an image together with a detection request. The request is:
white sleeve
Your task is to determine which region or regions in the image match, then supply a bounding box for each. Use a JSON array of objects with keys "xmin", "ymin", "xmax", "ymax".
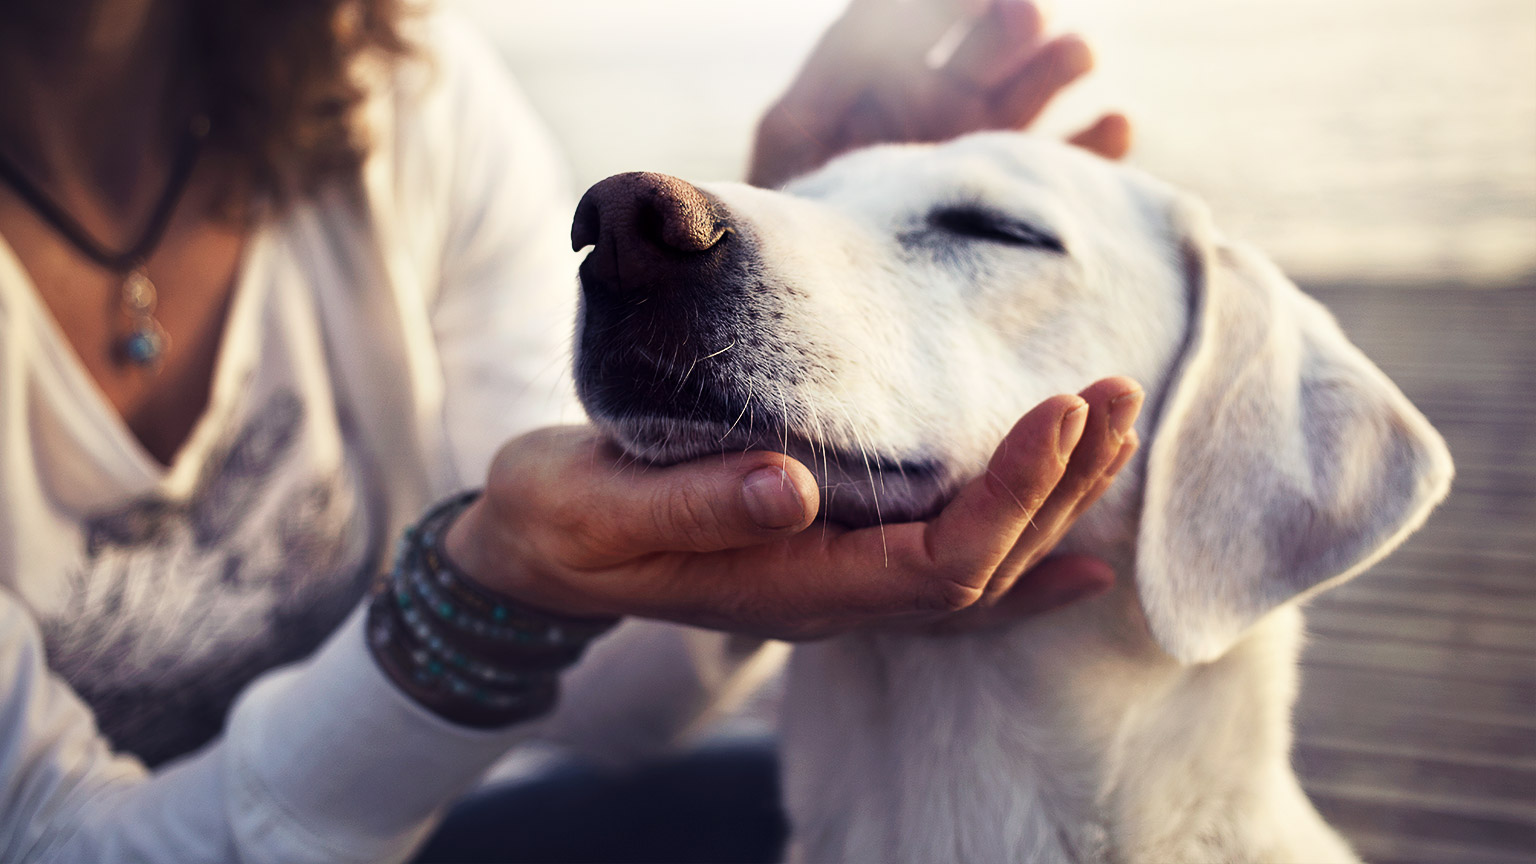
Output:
[{"xmin": 0, "ymin": 591, "xmax": 534, "ymax": 864}]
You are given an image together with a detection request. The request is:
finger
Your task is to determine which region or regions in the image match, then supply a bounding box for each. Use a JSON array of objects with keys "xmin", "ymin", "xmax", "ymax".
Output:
[
  {"xmin": 1018, "ymin": 378, "xmax": 1141, "ymax": 546},
  {"xmin": 845, "ymin": 0, "xmax": 988, "ymax": 50},
  {"xmin": 943, "ymin": 0, "xmax": 1046, "ymax": 91},
  {"xmin": 985, "ymin": 378, "xmax": 1142, "ymax": 596},
  {"xmin": 1067, "ymin": 112, "xmax": 1133, "ymax": 160},
  {"xmin": 985, "ymin": 430, "xmax": 1138, "ymax": 606},
  {"xmin": 1066, "ymin": 431, "xmax": 1139, "ymax": 521},
  {"xmin": 583, "ymin": 447, "xmax": 821, "ymax": 558},
  {"xmin": 940, "ymin": 0, "xmax": 994, "ymax": 18},
  {"xmin": 984, "ymin": 554, "xmax": 1115, "ymax": 620},
  {"xmin": 901, "ymin": 392, "xmax": 1088, "ymax": 609},
  {"xmin": 988, "ymin": 33, "xmax": 1094, "ymax": 130}
]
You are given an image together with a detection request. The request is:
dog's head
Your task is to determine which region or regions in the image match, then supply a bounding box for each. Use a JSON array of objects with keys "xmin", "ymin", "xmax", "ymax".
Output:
[{"xmin": 571, "ymin": 133, "xmax": 1452, "ymax": 663}]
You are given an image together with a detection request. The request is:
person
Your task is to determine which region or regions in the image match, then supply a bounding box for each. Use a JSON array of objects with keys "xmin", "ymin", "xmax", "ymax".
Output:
[{"xmin": 0, "ymin": 0, "xmax": 1141, "ymax": 861}]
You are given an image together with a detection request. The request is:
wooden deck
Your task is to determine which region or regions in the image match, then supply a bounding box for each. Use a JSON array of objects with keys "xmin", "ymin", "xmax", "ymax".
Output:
[{"xmin": 1291, "ymin": 281, "xmax": 1536, "ymax": 864}]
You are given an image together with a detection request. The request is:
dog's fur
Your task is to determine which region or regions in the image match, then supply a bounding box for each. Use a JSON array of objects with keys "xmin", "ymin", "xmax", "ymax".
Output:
[{"xmin": 573, "ymin": 134, "xmax": 1453, "ymax": 863}]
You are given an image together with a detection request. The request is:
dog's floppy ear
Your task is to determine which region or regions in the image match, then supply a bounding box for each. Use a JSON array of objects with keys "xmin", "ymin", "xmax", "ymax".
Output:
[{"xmin": 1135, "ymin": 200, "xmax": 1454, "ymax": 664}]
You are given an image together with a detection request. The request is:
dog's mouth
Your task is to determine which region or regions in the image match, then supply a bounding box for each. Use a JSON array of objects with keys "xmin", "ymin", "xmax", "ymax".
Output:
[
  {"xmin": 580, "ymin": 343, "xmax": 954, "ymax": 528},
  {"xmin": 593, "ymin": 398, "xmax": 954, "ymax": 529}
]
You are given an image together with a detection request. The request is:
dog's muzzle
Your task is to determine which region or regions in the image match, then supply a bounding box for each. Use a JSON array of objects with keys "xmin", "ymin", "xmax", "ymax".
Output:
[
  {"xmin": 571, "ymin": 172, "xmax": 769, "ymax": 431},
  {"xmin": 569, "ymin": 173, "xmax": 951, "ymax": 524}
]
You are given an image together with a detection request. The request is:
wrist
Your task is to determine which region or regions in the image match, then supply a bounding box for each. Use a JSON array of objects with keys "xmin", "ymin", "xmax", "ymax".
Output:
[
  {"xmin": 366, "ymin": 593, "xmax": 559, "ymax": 728},
  {"xmin": 367, "ymin": 492, "xmax": 618, "ymax": 729},
  {"xmin": 441, "ymin": 491, "xmax": 615, "ymax": 620},
  {"xmin": 442, "ymin": 496, "xmax": 497, "ymax": 590}
]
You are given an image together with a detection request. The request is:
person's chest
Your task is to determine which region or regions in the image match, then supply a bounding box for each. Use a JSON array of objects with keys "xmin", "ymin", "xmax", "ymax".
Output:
[
  {"xmin": 0, "ymin": 220, "xmax": 389, "ymax": 763},
  {"xmin": 0, "ymin": 157, "xmax": 248, "ymax": 467}
]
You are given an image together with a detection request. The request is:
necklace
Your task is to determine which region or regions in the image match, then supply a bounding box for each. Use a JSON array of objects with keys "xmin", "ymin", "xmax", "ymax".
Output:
[{"xmin": 0, "ymin": 115, "xmax": 208, "ymax": 371}]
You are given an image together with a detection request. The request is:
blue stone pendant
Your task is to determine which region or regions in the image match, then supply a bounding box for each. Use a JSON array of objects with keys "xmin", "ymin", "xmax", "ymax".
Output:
[
  {"xmin": 118, "ymin": 267, "xmax": 168, "ymax": 370},
  {"xmin": 123, "ymin": 324, "xmax": 166, "ymax": 366}
]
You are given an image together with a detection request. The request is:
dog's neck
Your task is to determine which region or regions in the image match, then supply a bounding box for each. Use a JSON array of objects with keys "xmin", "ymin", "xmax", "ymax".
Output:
[{"xmin": 778, "ymin": 578, "xmax": 1357, "ymax": 864}]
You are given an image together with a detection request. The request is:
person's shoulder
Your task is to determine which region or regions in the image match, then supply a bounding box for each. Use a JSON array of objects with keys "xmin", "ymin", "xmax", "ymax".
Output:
[
  {"xmin": 339, "ymin": 7, "xmax": 570, "ymax": 305},
  {"xmin": 359, "ymin": 6, "xmax": 561, "ymax": 196},
  {"xmin": 372, "ymin": 7, "xmax": 543, "ymax": 142}
]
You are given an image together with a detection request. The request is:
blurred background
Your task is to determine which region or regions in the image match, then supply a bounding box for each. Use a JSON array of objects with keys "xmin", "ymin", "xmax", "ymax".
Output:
[{"xmin": 452, "ymin": 1, "xmax": 1535, "ymax": 861}]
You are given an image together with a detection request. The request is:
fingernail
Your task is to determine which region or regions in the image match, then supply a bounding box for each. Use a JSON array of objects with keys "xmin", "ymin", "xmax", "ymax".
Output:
[
  {"xmin": 1105, "ymin": 431, "xmax": 1139, "ymax": 476},
  {"xmin": 1058, "ymin": 402, "xmax": 1088, "ymax": 459},
  {"xmin": 1109, "ymin": 388, "xmax": 1144, "ymax": 438},
  {"xmin": 743, "ymin": 467, "xmax": 805, "ymax": 530}
]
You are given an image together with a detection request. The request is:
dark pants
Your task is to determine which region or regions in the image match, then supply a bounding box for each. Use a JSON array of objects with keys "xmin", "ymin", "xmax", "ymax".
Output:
[{"xmin": 414, "ymin": 740, "xmax": 788, "ymax": 864}]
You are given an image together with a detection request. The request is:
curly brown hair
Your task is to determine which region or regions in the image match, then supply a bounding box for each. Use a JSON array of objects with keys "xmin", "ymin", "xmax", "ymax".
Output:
[{"xmin": 191, "ymin": 0, "xmax": 415, "ymax": 207}]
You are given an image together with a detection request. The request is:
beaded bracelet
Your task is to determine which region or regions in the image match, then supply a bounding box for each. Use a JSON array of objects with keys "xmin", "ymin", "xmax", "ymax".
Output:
[{"xmin": 367, "ymin": 491, "xmax": 619, "ymax": 728}]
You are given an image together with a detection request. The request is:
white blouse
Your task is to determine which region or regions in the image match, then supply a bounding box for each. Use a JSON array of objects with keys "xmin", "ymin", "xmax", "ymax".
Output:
[{"xmin": 0, "ymin": 11, "xmax": 763, "ymax": 863}]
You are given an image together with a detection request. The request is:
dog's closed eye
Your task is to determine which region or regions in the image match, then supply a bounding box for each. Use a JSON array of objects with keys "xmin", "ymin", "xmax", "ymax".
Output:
[{"xmin": 928, "ymin": 206, "xmax": 1065, "ymax": 253}]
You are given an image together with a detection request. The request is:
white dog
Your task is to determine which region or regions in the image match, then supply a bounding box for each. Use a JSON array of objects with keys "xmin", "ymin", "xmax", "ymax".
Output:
[{"xmin": 568, "ymin": 133, "xmax": 1453, "ymax": 863}]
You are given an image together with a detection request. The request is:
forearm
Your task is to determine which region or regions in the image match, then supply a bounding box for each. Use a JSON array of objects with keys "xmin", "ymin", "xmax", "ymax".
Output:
[{"xmin": 0, "ymin": 594, "xmax": 531, "ymax": 864}]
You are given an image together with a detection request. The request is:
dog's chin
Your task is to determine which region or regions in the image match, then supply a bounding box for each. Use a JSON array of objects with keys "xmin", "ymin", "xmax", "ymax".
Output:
[{"xmin": 594, "ymin": 414, "xmax": 955, "ymax": 529}]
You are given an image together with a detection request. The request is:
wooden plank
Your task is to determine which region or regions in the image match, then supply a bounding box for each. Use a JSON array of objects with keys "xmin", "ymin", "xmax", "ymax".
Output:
[
  {"xmin": 1305, "ymin": 607, "xmax": 1536, "ymax": 653},
  {"xmin": 1299, "ymin": 663, "xmax": 1536, "ymax": 719},
  {"xmin": 1296, "ymin": 710, "xmax": 1536, "ymax": 760},
  {"xmin": 1302, "ymin": 635, "xmax": 1536, "ymax": 686},
  {"xmin": 1323, "ymin": 564, "xmax": 1536, "ymax": 598},
  {"xmin": 1304, "ymin": 586, "xmax": 1536, "ymax": 625},
  {"xmin": 1305, "ymin": 783, "xmax": 1536, "ymax": 852},
  {"xmin": 1374, "ymin": 522, "xmax": 1536, "ymax": 553},
  {"xmin": 1295, "ymin": 740, "xmax": 1536, "ymax": 802},
  {"xmin": 1296, "ymin": 734, "xmax": 1536, "ymax": 771},
  {"xmin": 1344, "ymin": 828, "xmax": 1536, "ymax": 864}
]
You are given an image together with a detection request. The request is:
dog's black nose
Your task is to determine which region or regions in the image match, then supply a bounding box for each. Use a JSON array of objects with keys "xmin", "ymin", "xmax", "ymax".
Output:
[{"xmin": 572, "ymin": 172, "xmax": 730, "ymax": 299}]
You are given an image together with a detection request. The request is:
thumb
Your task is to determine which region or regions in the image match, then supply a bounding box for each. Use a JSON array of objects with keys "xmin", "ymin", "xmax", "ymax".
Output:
[{"xmin": 602, "ymin": 451, "xmax": 821, "ymax": 553}]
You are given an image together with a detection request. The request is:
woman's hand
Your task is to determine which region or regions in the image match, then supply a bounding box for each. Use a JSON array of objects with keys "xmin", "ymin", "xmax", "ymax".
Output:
[
  {"xmin": 444, "ymin": 378, "xmax": 1142, "ymax": 641},
  {"xmin": 749, "ymin": 0, "xmax": 1132, "ymax": 189}
]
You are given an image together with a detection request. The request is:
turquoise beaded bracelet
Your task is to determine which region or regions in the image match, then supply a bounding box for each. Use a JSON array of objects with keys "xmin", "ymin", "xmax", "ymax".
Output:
[{"xmin": 367, "ymin": 491, "xmax": 618, "ymax": 727}]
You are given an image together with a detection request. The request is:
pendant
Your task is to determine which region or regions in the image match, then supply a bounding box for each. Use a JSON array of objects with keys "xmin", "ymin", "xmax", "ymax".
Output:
[{"xmin": 118, "ymin": 267, "xmax": 169, "ymax": 371}]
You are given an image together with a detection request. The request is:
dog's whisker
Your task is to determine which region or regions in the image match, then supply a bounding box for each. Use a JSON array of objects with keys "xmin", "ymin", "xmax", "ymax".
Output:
[
  {"xmin": 984, "ymin": 466, "xmax": 1038, "ymax": 530},
  {"xmin": 672, "ymin": 362, "xmax": 697, "ymax": 399},
  {"xmin": 845, "ymin": 414, "xmax": 889, "ymax": 567},
  {"xmin": 802, "ymin": 401, "xmax": 833, "ymax": 499},
  {"xmin": 721, "ymin": 383, "xmax": 754, "ymax": 442},
  {"xmin": 699, "ymin": 340, "xmax": 738, "ymax": 362}
]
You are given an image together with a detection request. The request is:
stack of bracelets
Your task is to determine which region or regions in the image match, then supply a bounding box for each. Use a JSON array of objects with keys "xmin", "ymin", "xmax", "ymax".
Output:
[{"xmin": 366, "ymin": 491, "xmax": 619, "ymax": 728}]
